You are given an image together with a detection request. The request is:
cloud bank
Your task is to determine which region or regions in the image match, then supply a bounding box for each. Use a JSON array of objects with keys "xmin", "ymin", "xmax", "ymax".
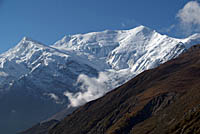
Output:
[
  {"xmin": 177, "ymin": 1, "xmax": 200, "ymax": 35},
  {"xmin": 64, "ymin": 72, "xmax": 109, "ymax": 107}
]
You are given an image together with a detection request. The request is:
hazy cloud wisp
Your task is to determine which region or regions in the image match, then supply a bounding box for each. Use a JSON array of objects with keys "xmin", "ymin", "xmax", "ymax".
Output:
[
  {"xmin": 177, "ymin": 1, "xmax": 200, "ymax": 35},
  {"xmin": 64, "ymin": 72, "xmax": 109, "ymax": 107}
]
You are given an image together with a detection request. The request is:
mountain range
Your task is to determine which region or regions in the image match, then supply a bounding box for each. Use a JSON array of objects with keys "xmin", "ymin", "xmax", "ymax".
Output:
[
  {"xmin": 26, "ymin": 44, "xmax": 200, "ymax": 134},
  {"xmin": 0, "ymin": 25, "xmax": 200, "ymax": 134}
]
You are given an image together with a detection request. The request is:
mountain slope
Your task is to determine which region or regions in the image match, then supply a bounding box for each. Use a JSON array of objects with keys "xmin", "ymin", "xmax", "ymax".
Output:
[
  {"xmin": 0, "ymin": 26, "xmax": 200, "ymax": 134},
  {"xmin": 1, "ymin": 26, "xmax": 199, "ymax": 104},
  {"xmin": 0, "ymin": 37, "xmax": 98, "ymax": 134},
  {"xmin": 48, "ymin": 44, "xmax": 200, "ymax": 134},
  {"xmin": 52, "ymin": 26, "xmax": 200, "ymax": 93},
  {"xmin": 0, "ymin": 37, "xmax": 98, "ymax": 94},
  {"xmin": 52, "ymin": 26, "xmax": 186, "ymax": 73}
]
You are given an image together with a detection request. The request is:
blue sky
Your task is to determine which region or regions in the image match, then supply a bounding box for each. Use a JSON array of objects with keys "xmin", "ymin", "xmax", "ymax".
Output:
[{"xmin": 0, "ymin": 0, "xmax": 199, "ymax": 53}]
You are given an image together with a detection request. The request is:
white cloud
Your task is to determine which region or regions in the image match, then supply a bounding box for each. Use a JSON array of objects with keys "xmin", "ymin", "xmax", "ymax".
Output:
[
  {"xmin": 177, "ymin": 1, "xmax": 200, "ymax": 35},
  {"xmin": 64, "ymin": 72, "xmax": 109, "ymax": 107},
  {"xmin": 43, "ymin": 93, "xmax": 63, "ymax": 104}
]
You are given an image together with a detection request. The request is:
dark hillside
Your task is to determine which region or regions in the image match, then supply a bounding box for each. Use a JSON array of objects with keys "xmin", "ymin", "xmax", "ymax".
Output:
[
  {"xmin": 48, "ymin": 44, "xmax": 200, "ymax": 134},
  {"xmin": 24, "ymin": 44, "xmax": 200, "ymax": 134}
]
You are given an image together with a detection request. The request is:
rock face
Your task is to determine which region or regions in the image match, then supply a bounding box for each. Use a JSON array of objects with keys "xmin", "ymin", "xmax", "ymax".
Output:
[
  {"xmin": 0, "ymin": 26, "xmax": 200, "ymax": 134},
  {"xmin": 48, "ymin": 44, "xmax": 200, "ymax": 134}
]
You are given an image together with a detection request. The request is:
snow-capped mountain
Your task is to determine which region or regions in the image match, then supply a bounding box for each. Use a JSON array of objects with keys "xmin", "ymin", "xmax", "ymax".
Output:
[
  {"xmin": 0, "ymin": 37, "xmax": 99, "ymax": 99},
  {"xmin": 0, "ymin": 25, "xmax": 200, "ymax": 134},
  {"xmin": 0, "ymin": 37, "xmax": 98, "ymax": 134},
  {"xmin": 52, "ymin": 26, "xmax": 195, "ymax": 90},
  {"xmin": 1, "ymin": 26, "xmax": 200, "ymax": 101},
  {"xmin": 0, "ymin": 26, "xmax": 200, "ymax": 101}
]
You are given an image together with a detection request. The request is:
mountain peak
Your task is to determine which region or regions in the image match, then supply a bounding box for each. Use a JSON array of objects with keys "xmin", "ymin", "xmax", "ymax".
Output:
[
  {"xmin": 20, "ymin": 36, "xmax": 44, "ymax": 45},
  {"xmin": 129, "ymin": 25, "xmax": 154, "ymax": 34},
  {"xmin": 13, "ymin": 36, "xmax": 49, "ymax": 51},
  {"xmin": 136, "ymin": 25, "xmax": 149, "ymax": 30},
  {"xmin": 22, "ymin": 36, "xmax": 33, "ymax": 41},
  {"xmin": 0, "ymin": 36, "xmax": 50, "ymax": 59}
]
